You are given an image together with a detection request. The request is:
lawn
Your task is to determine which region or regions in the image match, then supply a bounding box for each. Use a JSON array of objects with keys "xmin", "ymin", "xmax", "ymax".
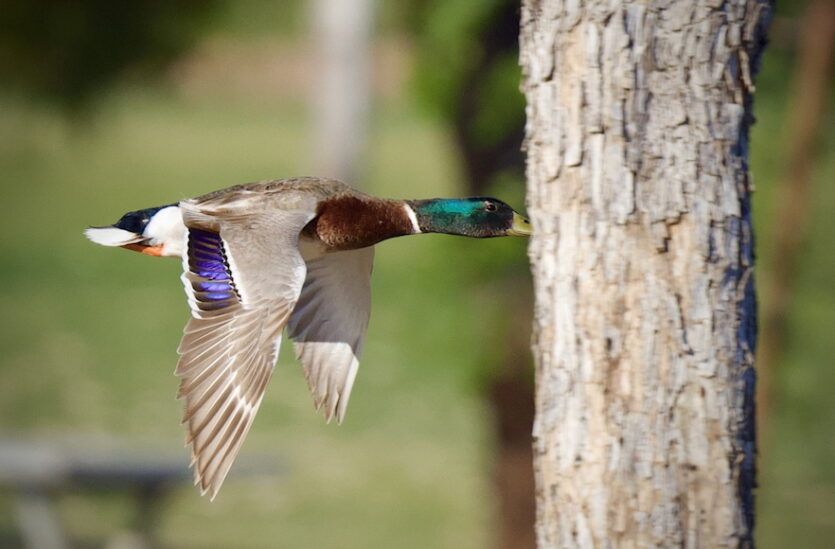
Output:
[
  {"xmin": 0, "ymin": 86, "xmax": 513, "ymax": 548},
  {"xmin": 0, "ymin": 26, "xmax": 833, "ymax": 549}
]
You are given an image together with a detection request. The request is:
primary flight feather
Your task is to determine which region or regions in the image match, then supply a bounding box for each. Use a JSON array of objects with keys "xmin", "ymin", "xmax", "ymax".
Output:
[{"xmin": 86, "ymin": 177, "xmax": 531, "ymax": 499}]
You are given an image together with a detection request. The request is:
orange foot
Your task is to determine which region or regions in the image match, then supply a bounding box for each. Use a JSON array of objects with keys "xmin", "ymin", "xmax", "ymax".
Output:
[
  {"xmin": 141, "ymin": 245, "xmax": 164, "ymax": 257},
  {"xmin": 121, "ymin": 244, "xmax": 164, "ymax": 257}
]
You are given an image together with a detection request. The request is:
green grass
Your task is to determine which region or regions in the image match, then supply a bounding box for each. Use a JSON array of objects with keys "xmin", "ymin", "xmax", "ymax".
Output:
[
  {"xmin": 0, "ymin": 86, "xmax": 514, "ymax": 548},
  {"xmin": 0, "ymin": 30, "xmax": 832, "ymax": 548}
]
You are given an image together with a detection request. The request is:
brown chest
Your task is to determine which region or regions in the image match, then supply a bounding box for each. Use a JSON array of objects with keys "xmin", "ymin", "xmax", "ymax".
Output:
[{"xmin": 304, "ymin": 195, "xmax": 414, "ymax": 251}]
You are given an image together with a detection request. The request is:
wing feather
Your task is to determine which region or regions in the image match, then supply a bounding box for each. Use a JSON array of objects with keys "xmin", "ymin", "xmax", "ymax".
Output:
[
  {"xmin": 287, "ymin": 247, "xmax": 374, "ymax": 424},
  {"xmin": 175, "ymin": 206, "xmax": 314, "ymax": 499}
]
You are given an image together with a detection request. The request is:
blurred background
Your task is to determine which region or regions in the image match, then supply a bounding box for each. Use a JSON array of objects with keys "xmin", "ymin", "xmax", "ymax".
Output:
[{"xmin": 0, "ymin": 0, "xmax": 831, "ymax": 548}]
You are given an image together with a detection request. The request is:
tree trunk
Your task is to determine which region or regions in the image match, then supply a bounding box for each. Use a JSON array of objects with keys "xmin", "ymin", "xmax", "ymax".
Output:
[
  {"xmin": 520, "ymin": 1, "xmax": 771, "ymax": 547},
  {"xmin": 310, "ymin": 0, "xmax": 374, "ymax": 183}
]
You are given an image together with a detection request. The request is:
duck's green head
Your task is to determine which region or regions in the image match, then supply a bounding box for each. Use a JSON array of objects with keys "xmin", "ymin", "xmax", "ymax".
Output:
[{"xmin": 407, "ymin": 198, "xmax": 532, "ymax": 238}]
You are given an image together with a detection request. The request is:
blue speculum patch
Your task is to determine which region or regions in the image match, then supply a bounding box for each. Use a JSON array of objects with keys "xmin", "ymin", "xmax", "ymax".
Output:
[
  {"xmin": 199, "ymin": 282, "xmax": 231, "ymax": 292},
  {"xmin": 188, "ymin": 229, "xmax": 236, "ymax": 307},
  {"xmin": 204, "ymin": 292, "xmax": 233, "ymax": 301}
]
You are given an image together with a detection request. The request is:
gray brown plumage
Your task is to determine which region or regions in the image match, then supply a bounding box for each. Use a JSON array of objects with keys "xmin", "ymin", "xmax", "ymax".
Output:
[{"xmin": 85, "ymin": 177, "xmax": 531, "ymax": 498}]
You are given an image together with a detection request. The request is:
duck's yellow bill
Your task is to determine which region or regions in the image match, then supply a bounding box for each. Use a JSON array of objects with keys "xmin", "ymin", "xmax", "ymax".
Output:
[{"xmin": 508, "ymin": 212, "xmax": 532, "ymax": 236}]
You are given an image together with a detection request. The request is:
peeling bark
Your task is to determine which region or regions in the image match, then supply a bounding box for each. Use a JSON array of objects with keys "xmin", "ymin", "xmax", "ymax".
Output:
[{"xmin": 520, "ymin": 1, "xmax": 771, "ymax": 547}]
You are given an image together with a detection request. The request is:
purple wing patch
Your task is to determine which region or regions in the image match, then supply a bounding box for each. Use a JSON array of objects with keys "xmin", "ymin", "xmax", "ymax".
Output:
[{"xmin": 186, "ymin": 229, "xmax": 238, "ymax": 311}]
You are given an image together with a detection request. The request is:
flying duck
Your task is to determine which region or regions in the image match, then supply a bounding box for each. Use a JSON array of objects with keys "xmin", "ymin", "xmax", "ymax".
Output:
[{"xmin": 85, "ymin": 177, "xmax": 531, "ymax": 498}]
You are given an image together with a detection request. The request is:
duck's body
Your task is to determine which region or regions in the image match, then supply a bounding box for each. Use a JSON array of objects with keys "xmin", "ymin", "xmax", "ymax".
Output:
[{"xmin": 86, "ymin": 177, "xmax": 530, "ymax": 499}]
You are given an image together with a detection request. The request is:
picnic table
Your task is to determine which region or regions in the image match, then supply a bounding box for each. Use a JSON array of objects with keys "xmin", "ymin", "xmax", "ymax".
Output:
[{"xmin": 0, "ymin": 437, "xmax": 279, "ymax": 549}]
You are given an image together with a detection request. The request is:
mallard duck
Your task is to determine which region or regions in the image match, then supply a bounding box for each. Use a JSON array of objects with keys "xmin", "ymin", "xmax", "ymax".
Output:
[{"xmin": 85, "ymin": 177, "xmax": 531, "ymax": 498}]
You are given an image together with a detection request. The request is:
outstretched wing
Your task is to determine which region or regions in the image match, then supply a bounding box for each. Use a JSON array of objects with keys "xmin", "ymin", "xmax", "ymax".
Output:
[
  {"xmin": 287, "ymin": 246, "xmax": 374, "ymax": 423},
  {"xmin": 176, "ymin": 209, "xmax": 313, "ymax": 499}
]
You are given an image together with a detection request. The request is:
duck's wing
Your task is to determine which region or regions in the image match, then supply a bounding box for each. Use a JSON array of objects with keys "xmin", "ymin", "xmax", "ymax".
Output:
[
  {"xmin": 287, "ymin": 246, "xmax": 374, "ymax": 424},
  {"xmin": 175, "ymin": 208, "xmax": 314, "ymax": 499}
]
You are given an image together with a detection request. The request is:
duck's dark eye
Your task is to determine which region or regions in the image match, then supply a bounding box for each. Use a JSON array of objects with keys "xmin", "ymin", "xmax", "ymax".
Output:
[{"xmin": 484, "ymin": 202, "xmax": 498, "ymax": 212}]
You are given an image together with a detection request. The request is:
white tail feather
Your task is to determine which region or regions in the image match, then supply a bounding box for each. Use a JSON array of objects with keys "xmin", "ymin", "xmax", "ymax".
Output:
[{"xmin": 84, "ymin": 227, "xmax": 143, "ymax": 247}]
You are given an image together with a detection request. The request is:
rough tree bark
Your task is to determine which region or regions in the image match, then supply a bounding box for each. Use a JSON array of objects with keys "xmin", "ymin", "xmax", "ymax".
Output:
[{"xmin": 520, "ymin": 1, "xmax": 770, "ymax": 547}]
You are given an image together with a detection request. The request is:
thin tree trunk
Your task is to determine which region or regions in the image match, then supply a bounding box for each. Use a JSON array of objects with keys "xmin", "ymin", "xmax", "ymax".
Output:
[
  {"xmin": 757, "ymin": 0, "xmax": 835, "ymax": 451},
  {"xmin": 489, "ymin": 292, "xmax": 536, "ymax": 549},
  {"xmin": 310, "ymin": 0, "xmax": 374, "ymax": 183},
  {"xmin": 520, "ymin": 1, "xmax": 771, "ymax": 547},
  {"xmin": 419, "ymin": 2, "xmax": 536, "ymax": 544}
]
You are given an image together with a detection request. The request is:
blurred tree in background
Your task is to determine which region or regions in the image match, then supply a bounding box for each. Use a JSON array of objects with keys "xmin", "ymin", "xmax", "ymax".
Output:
[
  {"xmin": 408, "ymin": 3, "xmax": 535, "ymax": 548},
  {"xmin": 411, "ymin": 0, "xmax": 525, "ymax": 193},
  {"xmin": 0, "ymin": 0, "xmax": 833, "ymax": 547}
]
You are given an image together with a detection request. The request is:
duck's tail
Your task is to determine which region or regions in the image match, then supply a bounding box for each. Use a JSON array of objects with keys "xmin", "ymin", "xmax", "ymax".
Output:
[{"xmin": 85, "ymin": 203, "xmax": 186, "ymax": 258}]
